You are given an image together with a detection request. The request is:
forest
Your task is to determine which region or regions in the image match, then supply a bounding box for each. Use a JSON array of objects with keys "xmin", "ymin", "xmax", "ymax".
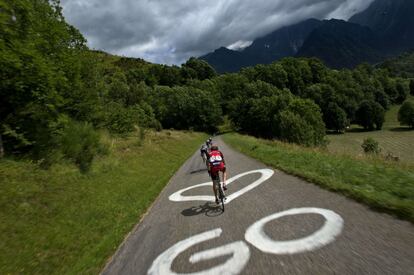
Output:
[{"xmin": 1, "ymin": 0, "xmax": 413, "ymax": 171}]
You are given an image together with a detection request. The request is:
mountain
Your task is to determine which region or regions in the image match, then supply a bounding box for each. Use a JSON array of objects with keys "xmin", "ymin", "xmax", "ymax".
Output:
[
  {"xmin": 241, "ymin": 19, "xmax": 322, "ymax": 64},
  {"xmin": 296, "ymin": 19, "xmax": 383, "ymax": 68},
  {"xmin": 349, "ymin": 0, "xmax": 414, "ymax": 54},
  {"xmin": 200, "ymin": 19, "xmax": 322, "ymax": 73},
  {"xmin": 200, "ymin": 0, "xmax": 414, "ymax": 73},
  {"xmin": 199, "ymin": 47, "xmax": 252, "ymax": 74},
  {"xmin": 378, "ymin": 50, "xmax": 414, "ymax": 78}
]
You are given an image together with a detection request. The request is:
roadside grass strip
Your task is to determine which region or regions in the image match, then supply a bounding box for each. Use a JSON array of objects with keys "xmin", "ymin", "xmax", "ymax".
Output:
[
  {"xmin": 0, "ymin": 131, "xmax": 206, "ymax": 274},
  {"xmin": 223, "ymin": 133, "xmax": 414, "ymax": 222}
]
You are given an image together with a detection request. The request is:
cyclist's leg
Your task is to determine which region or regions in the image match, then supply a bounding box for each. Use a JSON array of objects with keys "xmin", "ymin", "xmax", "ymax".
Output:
[
  {"xmin": 222, "ymin": 167, "xmax": 227, "ymax": 190},
  {"xmin": 211, "ymin": 173, "xmax": 219, "ymax": 202}
]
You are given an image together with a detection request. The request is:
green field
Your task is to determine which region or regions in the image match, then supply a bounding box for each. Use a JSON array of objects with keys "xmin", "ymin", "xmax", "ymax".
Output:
[
  {"xmin": 0, "ymin": 131, "xmax": 206, "ymax": 274},
  {"xmin": 328, "ymin": 98, "xmax": 414, "ymax": 164},
  {"xmin": 223, "ymin": 133, "xmax": 414, "ymax": 222}
]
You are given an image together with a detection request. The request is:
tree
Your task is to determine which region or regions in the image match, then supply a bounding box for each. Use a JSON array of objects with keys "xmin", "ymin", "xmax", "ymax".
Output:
[
  {"xmin": 276, "ymin": 98, "xmax": 326, "ymax": 146},
  {"xmin": 323, "ymin": 103, "xmax": 348, "ymax": 132},
  {"xmin": 241, "ymin": 63, "xmax": 288, "ymax": 89},
  {"xmin": 307, "ymin": 58, "xmax": 328, "ymax": 83},
  {"xmin": 355, "ymin": 101, "xmax": 385, "ymax": 130},
  {"xmin": 279, "ymin": 58, "xmax": 308, "ymax": 95},
  {"xmin": 410, "ymin": 79, "xmax": 414, "ymax": 95},
  {"xmin": 395, "ymin": 78, "xmax": 409, "ymax": 104},
  {"xmin": 182, "ymin": 57, "xmax": 217, "ymax": 80},
  {"xmin": 0, "ymin": 0, "xmax": 88, "ymax": 157},
  {"xmin": 151, "ymin": 86, "xmax": 222, "ymax": 132},
  {"xmin": 0, "ymin": 133, "xmax": 3, "ymax": 158},
  {"xmin": 398, "ymin": 101, "xmax": 414, "ymax": 128},
  {"xmin": 374, "ymin": 89, "xmax": 390, "ymax": 110},
  {"xmin": 239, "ymin": 95, "xmax": 291, "ymax": 138}
]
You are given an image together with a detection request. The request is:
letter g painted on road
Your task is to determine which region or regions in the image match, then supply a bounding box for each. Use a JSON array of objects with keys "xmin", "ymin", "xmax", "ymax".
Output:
[
  {"xmin": 147, "ymin": 228, "xmax": 250, "ymax": 275},
  {"xmin": 148, "ymin": 208, "xmax": 344, "ymax": 274}
]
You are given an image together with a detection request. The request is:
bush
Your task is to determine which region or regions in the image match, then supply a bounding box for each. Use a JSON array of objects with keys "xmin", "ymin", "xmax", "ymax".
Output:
[
  {"xmin": 60, "ymin": 120, "xmax": 101, "ymax": 173},
  {"xmin": 398, "ymin": 101, "xmax": 414, "ymax": 128},
  {"xmin": 276, "ymin": 99, "xmax": 326, "ymax": 146},
  {"xmin": 277, "ymin": 111, "xmax": 314, "ymax": 146},
  {"xmin": 102, "ymin": 103, "xmax": 159, "ymax": 134},
  {"xmin": 361, "ymin": 138, "xmax": 381, "ymax": 154}
]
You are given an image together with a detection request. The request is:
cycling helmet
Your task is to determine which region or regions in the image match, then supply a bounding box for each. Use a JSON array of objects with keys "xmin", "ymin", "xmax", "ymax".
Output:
[{"xmin": 211, "ymin": 144, "xmax": 219, "ymax": 151}]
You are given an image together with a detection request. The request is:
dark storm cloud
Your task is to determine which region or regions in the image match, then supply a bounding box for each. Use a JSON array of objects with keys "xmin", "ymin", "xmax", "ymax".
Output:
[{"xmin": 61, "ymin": 0, "xmax": 374, "ymax": 65}]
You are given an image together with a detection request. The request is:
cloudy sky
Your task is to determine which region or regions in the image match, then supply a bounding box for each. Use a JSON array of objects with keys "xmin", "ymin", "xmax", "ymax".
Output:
[{"xmin": 61, "ymin": 0, "xmax": 374, "ymax": 65}]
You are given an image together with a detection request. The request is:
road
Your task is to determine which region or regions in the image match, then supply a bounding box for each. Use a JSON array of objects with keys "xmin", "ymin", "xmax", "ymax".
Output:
[{"xmin": 102, "ymin": 137, "xmax": 414, "ymax": 274}]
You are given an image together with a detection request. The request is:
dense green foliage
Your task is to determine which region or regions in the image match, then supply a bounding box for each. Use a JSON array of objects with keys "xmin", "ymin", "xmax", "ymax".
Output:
[
  {"xmin": 398, "ymin": 101, "xmax": 414, "ymax": 128},
  {"xmin": 0, "ymin": 0, "xmax": 216, "ymax": 165},
  {"xmin": 379, "ymin": 51, "xmax": 414, "ymax": 78},
  {"xmin": 1, "ymin": 0, "xmax": 412, "ymax": 163},
  {"xmin": 355, "ymin": 100, "xmax": 385, "ymax": 130}
]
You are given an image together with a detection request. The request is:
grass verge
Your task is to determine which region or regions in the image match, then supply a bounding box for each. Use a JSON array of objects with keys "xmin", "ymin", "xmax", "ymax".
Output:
[
  {"xmin": 0, "ymin": 130, "xmax": 206, "ymax": 274},
  {"xmin": 223, "ymin": 133, "xmax": 414, "ymax": 222}
]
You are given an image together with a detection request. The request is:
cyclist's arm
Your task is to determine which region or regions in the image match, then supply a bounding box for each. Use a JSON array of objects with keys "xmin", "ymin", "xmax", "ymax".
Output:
[{"xmin": 220, "ymin": 152, "xmax": 226, "ymax": 165}]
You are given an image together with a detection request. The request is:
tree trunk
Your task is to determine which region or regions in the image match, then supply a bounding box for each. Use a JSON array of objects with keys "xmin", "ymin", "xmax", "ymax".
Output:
[{"xmin": 0, "ymin": 133, "xmax": 4, "ymax": 158}]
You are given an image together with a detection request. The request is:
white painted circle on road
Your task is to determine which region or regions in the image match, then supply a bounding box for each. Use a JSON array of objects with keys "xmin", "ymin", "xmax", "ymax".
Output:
[
  {"xmin": 148, "ymin": 228, "xmax": 250, "ymax": 275},
  {"xmin": 168, "ymin": 169, "xmax": 274, "ymax": 204},
  {"xmin": 245, "ymin": 208, "xmax": 344, "ymax": 254}
]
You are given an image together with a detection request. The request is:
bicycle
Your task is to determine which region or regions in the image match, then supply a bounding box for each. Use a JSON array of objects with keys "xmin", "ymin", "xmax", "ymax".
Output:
[{"xmin": 212, "ymin": 173, "xmax": 226, "ymax": 212}]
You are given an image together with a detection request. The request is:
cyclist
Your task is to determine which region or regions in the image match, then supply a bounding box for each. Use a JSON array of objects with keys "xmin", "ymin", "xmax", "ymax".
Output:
[
  {"xmin": 200, "ymin": 144, "xmax": 209, "ymax": 164},
  {"xmin": 207, "ymin": 144, "xmax": 227, "ymax": 204},
  {"xmin": 206, "ymin": 137, "xmax": 212, "ymax": 149}
]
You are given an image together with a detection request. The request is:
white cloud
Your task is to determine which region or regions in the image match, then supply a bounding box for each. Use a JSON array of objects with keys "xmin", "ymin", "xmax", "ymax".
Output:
[
  {"xmin": 227, "ymin": 40, "xmax": 253, "ymax": 51},
  {"xmin": 61, "ymin": 0, "xmax": 375, "ymax": 65}
]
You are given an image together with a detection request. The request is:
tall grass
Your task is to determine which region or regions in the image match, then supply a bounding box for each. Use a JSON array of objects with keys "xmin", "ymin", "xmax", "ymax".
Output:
[
  {"xmin": 223, "ymin": 133, "xmax": 414, "ymax": 222},
  {"xmin": 0, "ymin": 130, "xmax": 206, "ymax": 274}
]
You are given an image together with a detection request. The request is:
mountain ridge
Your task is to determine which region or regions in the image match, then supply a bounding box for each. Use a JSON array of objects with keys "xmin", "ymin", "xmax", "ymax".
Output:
[{"xmin": 200, "ymin": 0, "xmax": 414, "ymax": 73}]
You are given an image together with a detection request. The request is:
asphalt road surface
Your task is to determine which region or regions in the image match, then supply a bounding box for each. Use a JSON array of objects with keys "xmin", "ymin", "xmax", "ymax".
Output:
[{"xmin": 102, "ymin": 137, "xmax": 414, "ymax": 274}]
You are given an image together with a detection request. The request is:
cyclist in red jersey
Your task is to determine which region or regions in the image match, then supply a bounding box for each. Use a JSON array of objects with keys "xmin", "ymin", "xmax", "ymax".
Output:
[{"xmin": 207, "ymin": 144, "xmax": 227, "ymax": 204}]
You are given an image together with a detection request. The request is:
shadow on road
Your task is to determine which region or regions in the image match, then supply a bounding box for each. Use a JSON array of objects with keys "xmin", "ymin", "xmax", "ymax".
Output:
[
  {"xmin": 190, "ymin": 168, "xmax": 208, "ymax": 174},
  {"xmin": 181, "ymin": 202, "xmax": 223, "ymax": 217}
]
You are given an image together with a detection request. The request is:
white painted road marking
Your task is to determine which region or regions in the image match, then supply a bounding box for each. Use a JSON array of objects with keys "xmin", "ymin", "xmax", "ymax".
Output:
[
  {"xmin": 147, "ymin": 228, "xmax": 250, "ymax": 275},
  {"xmin": 245, "ymin": 208, "xmax": 344, "ymax": 254},
  {"xmin": 154, "ymin": 168, "xmax": 345, "ymax": 274},
  {"xmin": 169, "ymin": 169, "xmax": 274, "ymax": 204},
  {"xmin": 149, "ymin": 208, "xmax": 344, "ymax": 274}
]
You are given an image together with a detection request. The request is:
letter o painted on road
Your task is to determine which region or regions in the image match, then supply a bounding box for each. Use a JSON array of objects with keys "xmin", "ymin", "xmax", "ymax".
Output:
[{"xmin": 245, "ymin": 207, "xmax": 343, "ymax": 255}]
